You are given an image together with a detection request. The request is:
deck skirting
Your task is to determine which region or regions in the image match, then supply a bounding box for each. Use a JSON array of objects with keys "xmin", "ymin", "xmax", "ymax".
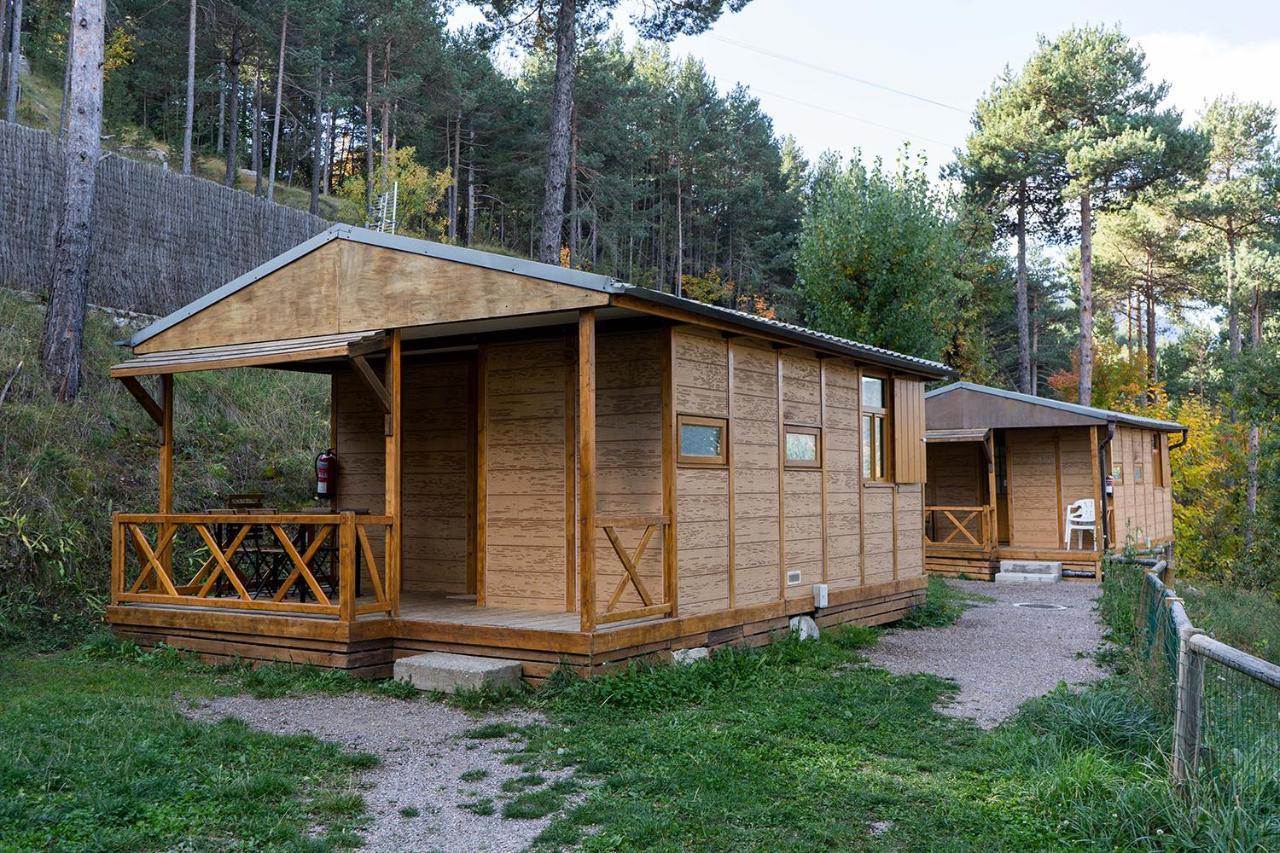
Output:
[{"xmin": 107, "ymin": 577, "xmax": 926, "ymax": 683}]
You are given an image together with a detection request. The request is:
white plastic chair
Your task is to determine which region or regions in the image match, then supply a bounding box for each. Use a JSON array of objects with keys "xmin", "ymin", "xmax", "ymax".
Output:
[{"xmin": 1065, "ymin": 499, "xmax": 1096, "ymax": 549}]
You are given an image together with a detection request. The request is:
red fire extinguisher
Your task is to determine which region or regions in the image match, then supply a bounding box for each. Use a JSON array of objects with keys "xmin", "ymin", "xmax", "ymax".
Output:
[{"xmin": 315, "ymin": 449, "xmax": 336, "ymax": 499}]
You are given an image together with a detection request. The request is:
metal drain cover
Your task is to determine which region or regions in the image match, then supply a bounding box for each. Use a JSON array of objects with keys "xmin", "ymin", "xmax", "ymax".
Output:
[{"xmin": 1013, "ymin": 602, "xmax": 1067, "ymax": 610}]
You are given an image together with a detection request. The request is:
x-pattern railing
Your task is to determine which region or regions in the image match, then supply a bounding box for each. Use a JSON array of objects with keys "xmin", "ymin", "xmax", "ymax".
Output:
[
  {"xmin": 924, "ymin": 505, "xmax": 991, "ymax": 550},
  {"xmin": 112, "ymin": 511, "xmax": 395, "ymax": 619},
  {"xmin": 596, "ymin": 513, "xmax": 672, "ymax": 625}
]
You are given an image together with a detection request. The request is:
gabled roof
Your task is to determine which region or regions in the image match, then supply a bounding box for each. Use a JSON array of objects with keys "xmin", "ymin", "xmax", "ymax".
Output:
[
  {"xmin": 125, "ymin": 225, "xmax": 951, "ymax": 379},
  {"xmin": 925, "ymin": 381, "xmax": 1185, "ymax": 432}
]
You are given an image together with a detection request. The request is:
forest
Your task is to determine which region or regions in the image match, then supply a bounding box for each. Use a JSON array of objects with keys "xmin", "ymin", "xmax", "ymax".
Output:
[{"xmin": 3, "ymin": 2, "xmax": 1279, "ymax": 597}]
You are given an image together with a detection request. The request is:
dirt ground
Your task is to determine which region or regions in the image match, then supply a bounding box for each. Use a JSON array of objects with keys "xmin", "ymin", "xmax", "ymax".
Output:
[{"xmin": 866, "ymin": 579, "xmax": 1107, "ymax": 728}]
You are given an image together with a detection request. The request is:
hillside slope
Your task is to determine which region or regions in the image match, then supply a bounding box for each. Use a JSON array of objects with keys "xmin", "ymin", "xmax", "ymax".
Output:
[{"xmin": 0, "ymin": 292, "xmax": 328, "ymax": 644}]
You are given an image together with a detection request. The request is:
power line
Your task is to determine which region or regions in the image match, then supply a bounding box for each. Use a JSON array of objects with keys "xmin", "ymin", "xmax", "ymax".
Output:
[
  {"xmin": 710, "ymin": 34, "xmax": 966, "ymax": 114},
  {"xmin": 751, "ymin": 87, "xmax": 953, "ymax": 148}
]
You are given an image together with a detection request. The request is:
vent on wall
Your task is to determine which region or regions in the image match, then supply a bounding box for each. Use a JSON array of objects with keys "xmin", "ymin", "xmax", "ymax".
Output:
[{"xmin": 786, "ymin": 570, "xmax": 802, "ymax": 586}]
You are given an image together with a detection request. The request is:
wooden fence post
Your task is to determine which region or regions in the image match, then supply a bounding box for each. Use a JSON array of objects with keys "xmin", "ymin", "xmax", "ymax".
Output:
[
  {"xmin": 1173, "ymin": 622, "xmax": 1205, "ymax": 785},
  {"xmin": 110, "ymin": 512, "xmax": 124, "ymax": 604}
]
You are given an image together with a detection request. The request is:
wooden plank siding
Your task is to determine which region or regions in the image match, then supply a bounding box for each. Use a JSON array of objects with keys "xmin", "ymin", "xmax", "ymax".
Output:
[
  {"xmin": 670, "ymin": 326, "xmax": 927, "ymax": 615},
  {"xmin": 593, "ymin": 329, "xmax": 666, "ymax": 614},
  {"xmin": 1109, "ymin": 426, "xmax": 1174, "ymax": 547},
  {"xmin": 484, "ymin": 338, "xmax": 570, "ymax": 610}
]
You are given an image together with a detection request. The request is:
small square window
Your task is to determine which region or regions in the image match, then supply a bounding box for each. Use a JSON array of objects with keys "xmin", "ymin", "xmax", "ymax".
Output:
[
  {"xmin": 678, "ymin": 415, "xmax": 727, "ymax": 465},
  {"xmin": 785, "ymin": 426, "xmax": 821, "ymax": 468}
]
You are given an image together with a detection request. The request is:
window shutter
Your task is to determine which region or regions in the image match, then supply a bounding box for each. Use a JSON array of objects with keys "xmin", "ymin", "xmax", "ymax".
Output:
[{"xmin": 893, "ymin": 377, "xmax": 926, "ymax": 483}]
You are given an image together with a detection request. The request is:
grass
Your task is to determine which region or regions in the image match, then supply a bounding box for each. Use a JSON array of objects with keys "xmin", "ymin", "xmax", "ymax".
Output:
[
  {"xmin": 899, "ymin": 575, "xmax": 993, "ymax": 628},
  {"xmin": 1180, "ymin": 582, "xmax": 1280, "ymax": 665},
  {"xmin": 0, "ymin": 640, "xmax": 386, "ymax": 850}
]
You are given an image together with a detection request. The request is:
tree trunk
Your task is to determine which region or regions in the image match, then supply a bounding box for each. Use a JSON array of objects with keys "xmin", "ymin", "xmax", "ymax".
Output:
[
  {"xmin": 58, "ymin": 7, "xmax": 74, "ymax": 137},
  {"xmin": 1226, "ymin": 224, "xmax": 1241, "ymax": 358},
  {"xmin": 364, "ymin": 41, "xmax": 374, "ymax": 215},
  {"xmin": 322, "ymin": 70, "xmax": 334, "ymax": 195},
  {"xmin": 0, "ymin": 0, "xmax": 8, "ymax": 105},
  {"xmin": 379, "ymin": 38, "xmax": 390, "ymax": 185},
  {"xmin": 223, "ymin": 58, "xmax": 240, "ymax": 187},
  {"xmin": 674, "ymin": 169, "xmax": 683, "ymax": 295},
  {"xmin": 216, "ymin": 59, "xmax": 225, "ymax": 154},
  {"xmin": 448, "ymin": 112, "xmax": 460, "ymax": 241},
  {"xmin": 267, "ymin": 4, "xmax": 288, "ymax": 202},
  {"xmin": 4, "ymin": 0, "xmax": 22, "ymax": 123},
  {"xmin": 466, "ymin": 122, "xmax": 475, "ymax": 246},
  {"xmin": 1076, "ymin": 193, "xmax": 1094, "ymax": 405},
  {"xmin": 40, "ymin": 0, "xmax": 103, "ymax": 401},
  {"xmin": 1145, "ymin": 283, "xmax": 1157, "ymax": 387},
  {"xmin": 1015, "ymin": 181, "xmax": 1031, "ymax": 394},
  {"xmin": 568, "ymin": 106, "xmax": 578, "ymax": 266},
  {"xmin": 252, "ymin": 67, "xmax": 262, "ymax": 196},
  {"xmin": 181, "ymin": 0, "xmax": 196, "ymax": 174},
  {"xmin": 310, "ymin": 64, "xmax": 322, "ymax": 215},
  {"xmin": 1245, "ymin": 285, "xmax": 1262, "ymax": 547},
  {"xmin": 537, "ymin": 0, "xmax": 575, "ymax": 264}
]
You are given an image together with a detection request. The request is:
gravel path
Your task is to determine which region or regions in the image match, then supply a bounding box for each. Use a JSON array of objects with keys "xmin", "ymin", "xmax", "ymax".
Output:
[
  {"xmin": 867, "ymin": 580, "xmax": 1106, "ymax": 728},
  {"xmin": 184, "ymin": 694, "xmax": 569, "ymax": 852}
]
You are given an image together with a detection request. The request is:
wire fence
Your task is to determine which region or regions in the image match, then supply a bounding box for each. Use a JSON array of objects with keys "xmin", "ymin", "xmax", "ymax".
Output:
[{"xmin": 1131, "ymin": 556, "xmax": 1280, "ymax": 791}]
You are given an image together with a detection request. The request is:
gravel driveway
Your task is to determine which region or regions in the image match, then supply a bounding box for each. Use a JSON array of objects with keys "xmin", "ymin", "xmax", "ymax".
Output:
[
  {"xmin": 866, "ymin": 579, "xmax": 1106, "ymax": 728},
  {"xmin": 184, "ymin": 694, "xmax": 568, "ymax": 852}
]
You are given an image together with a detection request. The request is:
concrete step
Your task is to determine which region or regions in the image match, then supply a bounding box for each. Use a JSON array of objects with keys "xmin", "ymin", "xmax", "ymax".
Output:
[
  {"xmin": 392, "ymin": 651, "xmax": 523, "ymax": 693},
  {"xmin": 995, "ymin": 560, "xmax": 1062, "ymax": 583}
]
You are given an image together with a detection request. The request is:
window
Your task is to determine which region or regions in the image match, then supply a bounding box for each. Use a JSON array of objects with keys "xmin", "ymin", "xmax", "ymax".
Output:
[
  {"xmin": 861, "ymin": 376, "xmax": 889, "ymax": 481},
  {"xmin": 677, "ymin": 415, "xmax": 727, "ymax": 465},
  {"xmin": 1152, "ymin": 434, "xmax": 1166, "ymax": 488},
  {"xmin": 1110, "ymin": 463, "xmax": 1124, "ymax": 485},
  {"xmin": 785, "ymin": 426, "xmax": 821, "ymax": 468},
  {"xmin": 1134, "ymin": 461, "xmax": 1145, "ymax": 484}
]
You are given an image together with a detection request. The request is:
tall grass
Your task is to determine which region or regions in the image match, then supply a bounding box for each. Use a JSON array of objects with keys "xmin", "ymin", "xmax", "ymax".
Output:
[{"xmin": 0, "ymin": 293, "xmax": 329, "ymax": 645}]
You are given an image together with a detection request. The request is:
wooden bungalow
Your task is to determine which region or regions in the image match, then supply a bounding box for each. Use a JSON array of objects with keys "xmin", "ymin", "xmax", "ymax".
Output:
[
  {"xmin": 923, "ymin": 382, "xmax": 1186, "ymax": 581},
  {"xmin": 106, "ymin": 225, "xmax": 948, "ymax": 680}
]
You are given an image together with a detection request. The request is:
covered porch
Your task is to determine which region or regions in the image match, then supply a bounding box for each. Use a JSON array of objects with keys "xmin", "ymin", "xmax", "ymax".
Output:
[{"xmin": 923, "ymin": 427, "xmax": 1104, "ymax": 581}]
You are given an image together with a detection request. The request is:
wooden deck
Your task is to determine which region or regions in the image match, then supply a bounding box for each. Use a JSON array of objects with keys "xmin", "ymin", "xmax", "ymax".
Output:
[{"xmin": 390, "ymin": 594, "xmax": 580, "ymax": 631}]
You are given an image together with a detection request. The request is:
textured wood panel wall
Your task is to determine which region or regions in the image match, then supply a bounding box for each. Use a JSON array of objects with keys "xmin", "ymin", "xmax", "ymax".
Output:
[{"xmin": 483, "ymin": 338, "xmax": 569, "ymax": 610}]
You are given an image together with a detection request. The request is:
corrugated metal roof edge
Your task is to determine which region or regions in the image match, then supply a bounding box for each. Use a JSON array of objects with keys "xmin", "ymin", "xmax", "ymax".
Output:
[
  {"xmin": 124, "ymin": 227, "xmax": 952, "ymax": 379},
  {"xmin": 616, "ymin": 286, "xmax": 952, "ymax": 378},
  {"xmin": 925, "ymin": 381, "xmax": 1186, "ymax": 432}
]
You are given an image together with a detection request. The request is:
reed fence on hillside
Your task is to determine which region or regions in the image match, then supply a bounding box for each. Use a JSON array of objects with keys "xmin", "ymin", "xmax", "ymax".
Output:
[{"xmin": 0, "ymin": 121, "xmax": 328, "ymax": 317}]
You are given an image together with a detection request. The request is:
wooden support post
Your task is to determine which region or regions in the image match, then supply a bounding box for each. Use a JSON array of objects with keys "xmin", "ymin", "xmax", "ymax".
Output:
[
  {"xmin": 110, "ymin": 512, "xmax": 124, "ymax": 604},
  {"xmin": 987, "ymin": 431, "xmax": 999, "ymax": 553},
  {"xmin": 578, "ymin": 309, "xmax": 597, "ymax": 633},
  {"xmin": 476, "ymin": 345, "xmax": 488, "ymax": 607},
  {"xmin": 339, "ymin": 511, "xmax": 356, "ymax": 623},
  {"xmin": 564, "ymin": 338, "xmax": 578, "ymax": 612},
  {"xmin": 661, "ymin": 326, "xmax": 678, "ymax": 617},
  {"xmin": 158, "ymin": 374, "xmax": 175, "ymax": 583},
  {"xmin": 384, "ymin": 330, "xmax": 401, "ymax": 616}
]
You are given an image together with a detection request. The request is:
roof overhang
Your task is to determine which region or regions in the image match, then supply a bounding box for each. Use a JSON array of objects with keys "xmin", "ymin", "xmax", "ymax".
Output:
[
  {"xmin": 926, "ymin": 382, "xmax": 1185, "ymax": 432},
  {"xmin": 110, "ymin": 331, "xmax": 385, "ymax": 377},
  {"xmin": 926, "ymin": 428, "xmax": 991, "ymax": 444}
]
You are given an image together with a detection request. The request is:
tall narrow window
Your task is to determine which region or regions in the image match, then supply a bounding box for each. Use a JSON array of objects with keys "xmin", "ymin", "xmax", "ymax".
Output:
[
  {"xmin": 1152, "ymin": 434, "xmax": 1166, "ymax": 488},
  {"xmin": 861, "ymin": 375, "xmax": 889, "ymax": 481}
]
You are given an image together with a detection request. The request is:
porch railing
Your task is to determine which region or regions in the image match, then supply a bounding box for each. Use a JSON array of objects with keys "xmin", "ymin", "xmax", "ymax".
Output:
[
  {"xmin": 923, "ymin": 505, "xmax": 992, "ymax": 551},
  {"xmin": 595, "ymin": 513, "xmax": 673, "ymax": 626},
  {"xmin": 111, "ymin": 511, "xmax": 397, "ymax": 620}
]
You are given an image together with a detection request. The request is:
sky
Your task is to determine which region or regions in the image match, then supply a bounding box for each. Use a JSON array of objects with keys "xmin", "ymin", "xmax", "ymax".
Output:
[{"xmin": 455, "ymin": 0, "xmax": 1280, "ymax": 174}]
